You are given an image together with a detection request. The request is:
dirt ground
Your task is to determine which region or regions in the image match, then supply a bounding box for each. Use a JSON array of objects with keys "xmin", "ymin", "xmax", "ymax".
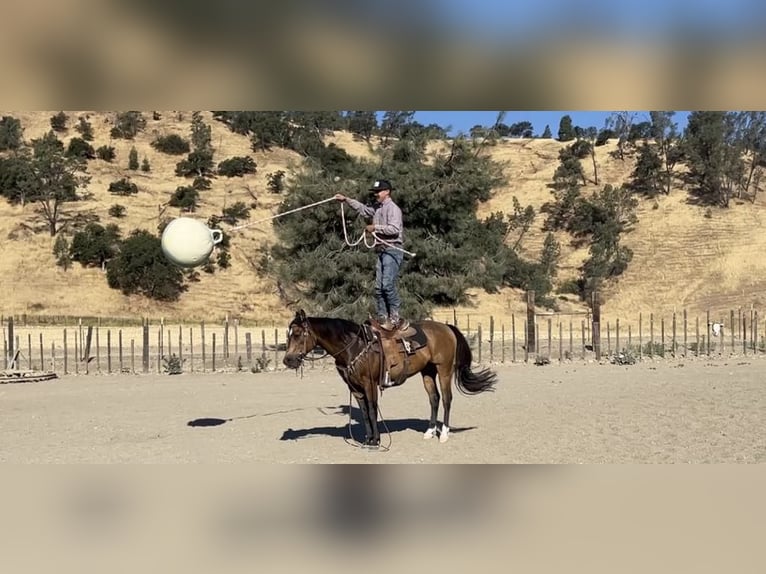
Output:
[{"xmin": 1, "ymin": 357, "xmax": 764, "ymax": 463}]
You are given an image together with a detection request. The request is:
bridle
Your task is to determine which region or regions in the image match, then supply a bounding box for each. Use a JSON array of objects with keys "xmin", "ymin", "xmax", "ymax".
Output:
[{"xmin": 288, "ymin": 317, "xmax": 362, "ymax": 366}]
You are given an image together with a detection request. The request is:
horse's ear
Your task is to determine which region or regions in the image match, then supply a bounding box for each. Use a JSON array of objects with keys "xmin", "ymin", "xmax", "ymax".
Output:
[{"xmin": 297, "ymin": 309, "xmax": 306, "ymax": 321}]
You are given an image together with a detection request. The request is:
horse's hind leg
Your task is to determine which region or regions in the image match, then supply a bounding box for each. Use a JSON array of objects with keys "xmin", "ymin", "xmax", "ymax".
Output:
[
  {"xmin": 436, "ymin": 363, "xmax": 454, "ymax": 443},
  {"xmin": 421, "ymin": 364, "xmax": 440, "ymax": 440}
]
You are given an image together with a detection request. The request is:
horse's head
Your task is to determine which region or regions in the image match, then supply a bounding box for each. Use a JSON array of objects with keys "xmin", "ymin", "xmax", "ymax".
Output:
[{"xmin": 283, "ymin": 309, "xmax": 318, "ymax": 369}]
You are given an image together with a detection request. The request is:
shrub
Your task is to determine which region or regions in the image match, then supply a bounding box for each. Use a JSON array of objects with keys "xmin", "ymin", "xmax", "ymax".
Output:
[
  {"xmin": 221, "ymin": 201, "xmax": 250, "ymax": 224},
  {"xmin": 110, "ymin": 111, "xmax": 146, "ymax": 139},
  {"xmin": 175, "ymin": 150, "xmax": 214, "ymax": 177},
  {"xmin": 267, "ymin": 170, "xmax": 285, "ymax": 193},
  {"xmin": 151, "ymin": 134, "xmax": 190, "ymax": 155},
  {"xmin": 163, "ymin": 354, "xmax": 183, "ymax": 375},
  {"xmin": 66, "ymin": 137, "xmax": 95, "ymax": 160},
  {"xmin": 217, "ymin": 156, "xmax": 257, "ymax": 177},
  {"xmin": 0, "ymin": 116, "xmax": 23, "ymax": 151},
  {"xmin": 168, "ymin": 185, "xmax": 199, "ymax": 212},
  {"xmin": 106, "ymin": 230, "xmax": 185, "ymax": 301},
  {"xmin": 128, "ymin": 146, "xmax": 139, "ymax": 170},
  {"xmin": 96, "ymin": 145, "xmax": 116, "ymax": 161},
  {"xmin": 75, "ymin": 117, "xmax": 94, "ymax": 141},
  {"xmin": 53, "ymin": 235, "xmax": 71, "ymax": 269},
  {"xmin": 50, "ymin": 112, "xmax": 68, "ymax": 132},
  {"xmin": 70, "ymin": 223, "xmax": 121, "ymax": 267},
  {"xmin": 141, "ymin": 157, "xmax": 151, "ymax": 172},
  {"xmin": 108, "ymin": 204, "xmax": 126, "ymax": 218},
  {"xmin": 108, "ymin": 178, "xmax": 138, "ymax": 195}
]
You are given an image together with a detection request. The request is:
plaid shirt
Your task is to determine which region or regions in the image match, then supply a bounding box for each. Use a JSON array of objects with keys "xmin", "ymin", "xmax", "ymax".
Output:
[{"xmin": 346, "ymin": 197, "xmax": 403, "ymax": 246}]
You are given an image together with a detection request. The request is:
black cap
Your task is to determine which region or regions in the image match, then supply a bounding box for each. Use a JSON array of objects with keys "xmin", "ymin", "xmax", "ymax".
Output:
[{"xmin": 369, "ymin": 179, "xmax": 393, "ymax": 192}]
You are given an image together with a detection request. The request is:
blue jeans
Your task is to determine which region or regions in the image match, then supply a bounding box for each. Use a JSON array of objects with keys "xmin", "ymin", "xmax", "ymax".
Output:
[{"xmin": 375, "ymin": 249, "xmax": 403, "ymax": 320}]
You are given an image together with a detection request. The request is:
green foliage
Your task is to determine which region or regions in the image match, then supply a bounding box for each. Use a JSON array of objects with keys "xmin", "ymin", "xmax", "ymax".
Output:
[
  {"xmin": 70, "ymin": 223, "xmax": 121, "ymax": 267},
  {"xmin": 128, "ymin": 146, "xmax": 139, "ymax": 170},
  {"xmin": 192, "ymin": 176, "xmax": 211, "ymax": 190},
  {"xmin": 505, "ymin": 196, "xmax": 536, "ymax": 249},
  {"xmin": 558, "ymin": 115, "xmax": 575, "ymax": 142},
  {"xmin": 347, "ymin": 111, "xmax": 378, "ymax": 141},
  {"xmin": 552, "ymin": 144, "xmax": 587, "ymax": 190},
  {"xmin": 106, "ymin": 230, "xmax": 185, "ymax": 301},
  {"xmin": 595, "ymin": 128, "xmax": 614, "ymax": 146},
  {"xmin": 683, "ymin": 111, "xmax": 744, "ymax": 207},
  {"xmin": 570, "ymin": 139, "xmax": 592, "ymax": 159},
  {"xmin": 110, "ymin": 111, "xmax": 146, "ymax": 139},
  {"xmin": 265, "ymin": 133, "xmax": 564, "ymax": 318},
  {"xmin": 217, "ymin": 156, "xmax": 256, "ymax": 177},
  {"xmin": 66, "ymin": 138, "xmax": 95, "ymax": 160},
  {"xmin": 190, "ymin": 111, "xmax": 212, "ymax": 153},
  {"xmin": 221, "ymin": 201, "xmax": 250, "ymax": 224},
  {"xmin": 168, "ymin": 185, "xmax": 199, "ymax": 212},
  {"xmin": 75, "ymin": 116, "xmax": 94, "ymax": 141},
  {"xmin": 50, "ymin": 112, "xmax": 68, "ymax": 132},
  {"xmin": 541, "ymin": 125, "xmax": 552, "ymax": 139},
  {"xmin": 162, "ymin": 354, "xmax": 183, "ymax": 375},
  {"xmin": 53, "ymin": 235, "xmax": 71, "ymax": 269},
  {"xmin": 216, "ymin": 250, "xmax": 231, "ymax": 268},
  {"xmin": 151, "ymin": 134, "xmax": 190, "ymax": 155},
  {"xmin": 630, "ymin": 143, "xmax": 663, "ymax": 197},
  {"xmin": 267, "ymin": 170, "xmax": 286, "ymax": 193},
  {"xmin": 108, "ymin": 177, "xmax": 138, "ymax": 195},
  {"xmin": 141, "ymin": 157, "xmax": 151, "ymax": 172},
  {"xmin": 96, "ymin": 145, "xmax": 116, "ymax": 161},
  {"xmin": 0, "ymin": 155, "xmax": 31, "ymax": 204},
  {"xmin": 21, "ymin": 131, "xmax": 90, "ymax": 235},
  {"xmin": 108, "ymin": 204, "xmax": 126, "ymax": 218},
  {"xmin": 0, "ymin": 116, "xmax": 23, "ymax": 151},
  {"xmin": 175, "ymin": 150, "xmax": 214, "ymax": 178}
]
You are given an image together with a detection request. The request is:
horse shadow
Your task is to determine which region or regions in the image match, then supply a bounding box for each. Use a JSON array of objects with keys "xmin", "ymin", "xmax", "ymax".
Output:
[{"xmin": 279, "ymin": 404, "xmax": 476, "ymax": 441}]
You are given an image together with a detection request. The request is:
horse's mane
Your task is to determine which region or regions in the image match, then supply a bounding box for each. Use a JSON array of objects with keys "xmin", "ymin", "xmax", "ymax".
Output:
[{"xmin": 306, "ymin": 316, "xmax": 361, "ymax": 338}]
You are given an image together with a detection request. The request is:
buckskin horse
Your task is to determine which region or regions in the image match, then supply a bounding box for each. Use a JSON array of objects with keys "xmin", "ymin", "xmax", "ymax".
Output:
[{"xmin": 282, "ymin": 310, "xmax": 497, "ymax": 447}]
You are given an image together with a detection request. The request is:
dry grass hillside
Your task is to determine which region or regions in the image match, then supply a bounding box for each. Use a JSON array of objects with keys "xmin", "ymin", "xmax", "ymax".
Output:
[{"xmin": 2, "ymin": 111, "xmax": 765, "ymax": 328}]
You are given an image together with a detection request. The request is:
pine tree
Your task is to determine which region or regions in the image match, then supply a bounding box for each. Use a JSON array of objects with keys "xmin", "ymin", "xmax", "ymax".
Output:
[{"xmin": 128, "ymin": 146, "xmax": 139, "ymax": 170}]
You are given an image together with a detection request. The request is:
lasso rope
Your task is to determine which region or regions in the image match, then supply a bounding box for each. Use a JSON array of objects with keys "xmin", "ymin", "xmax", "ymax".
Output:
[{"xmin": 227, "ymin": 196, "xmax": 416, "ymax": 258}]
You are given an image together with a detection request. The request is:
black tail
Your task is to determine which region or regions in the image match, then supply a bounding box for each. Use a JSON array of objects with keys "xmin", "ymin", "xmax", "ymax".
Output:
[{"xmin": 447, "ymin": 324, "xmax": 497, "ymax": 395}]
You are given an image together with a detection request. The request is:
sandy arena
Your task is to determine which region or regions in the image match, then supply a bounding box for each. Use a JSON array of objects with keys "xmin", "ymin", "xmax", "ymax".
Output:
[{"xmin": 1, "ymin": 357, "xmax": 764, "ymax": 463}]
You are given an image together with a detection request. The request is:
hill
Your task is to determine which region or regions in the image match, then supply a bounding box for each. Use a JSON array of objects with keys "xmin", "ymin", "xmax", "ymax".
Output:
[{"xmin": 1, "ymin": 111, "xmax": 765, "ymax": 327}]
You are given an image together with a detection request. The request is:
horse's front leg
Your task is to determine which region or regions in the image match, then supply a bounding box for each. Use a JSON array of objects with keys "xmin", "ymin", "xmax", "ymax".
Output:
[{"xmin": 351, "ymin": 390, "xmax": 374, "ymax": 444}]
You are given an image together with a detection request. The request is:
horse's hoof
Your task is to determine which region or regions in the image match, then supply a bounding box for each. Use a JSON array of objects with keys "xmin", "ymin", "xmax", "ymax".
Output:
[
  {"xmin": 439, "ymin": 426, "xmax": 450, "ymax": 443},
  {"xmin": 423, "ymin": 427, "xmax": 438, "ymax": 440}
]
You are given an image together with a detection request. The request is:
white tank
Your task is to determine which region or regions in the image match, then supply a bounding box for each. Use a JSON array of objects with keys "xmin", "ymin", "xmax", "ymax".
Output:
[{"xmin": 161, "ymin": 217, "xmax": 224, "ymax": 268}]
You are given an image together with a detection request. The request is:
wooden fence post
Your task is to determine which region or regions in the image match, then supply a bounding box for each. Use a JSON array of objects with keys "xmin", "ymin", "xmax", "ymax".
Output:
[
  {"xmin": 119, "ymin": 330, "xmax": 123, "ymax": 373},
  {"xmin": 489, "ymin": 316, "xmax": 494, "ymax": 363},
  {"xmin": 212, "ymin": 333, "xmax": 216, "ymax": 371},
  {"xmin": 201, "ymin": 321, "xmax": 206, "ymax": 373},
  {"xmin": 142, "ymin": 319, "xmax": 149, "ymax": 373},
  {"xmin": 526, "ymin": 291, "xmax": 536, "ymax": 354},
  {"xmin": 591, "ymin": 291, "xmax": 601, "ymax": 361},
  {"xmin": 511, "ymin": 314, "xmax": 516, "ymax": 363}
]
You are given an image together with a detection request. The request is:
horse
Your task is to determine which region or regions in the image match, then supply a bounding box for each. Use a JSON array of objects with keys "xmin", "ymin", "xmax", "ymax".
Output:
[{"xmin": 282, "ymin": 309, "xmax": 497, "ymax": 447}]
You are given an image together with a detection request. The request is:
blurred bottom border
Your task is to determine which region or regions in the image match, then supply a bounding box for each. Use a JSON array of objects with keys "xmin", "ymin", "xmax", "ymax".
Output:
[{"xmin": 0, "ymin": 465, "xmax": 762, "ymax": 574}]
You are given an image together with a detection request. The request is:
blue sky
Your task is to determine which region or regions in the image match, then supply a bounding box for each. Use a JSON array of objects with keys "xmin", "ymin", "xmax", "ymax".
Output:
[
  {"xmin": 411, "ymin": 111, "xmax": 691, "ymax": 137},
  {"xmin": 431, "ymin": 1, "xmax": 766, "ymax": 40}
]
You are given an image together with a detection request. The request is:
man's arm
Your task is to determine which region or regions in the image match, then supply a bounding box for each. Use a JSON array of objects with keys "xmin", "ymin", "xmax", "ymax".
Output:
[{"xmin": 335, "ymin": 194, "xmax": 376, "ymax": 218}]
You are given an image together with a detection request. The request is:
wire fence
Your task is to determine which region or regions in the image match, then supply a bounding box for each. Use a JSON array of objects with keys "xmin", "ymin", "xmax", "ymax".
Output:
[{"xmin": 3, "ymin": 303, "xmax": 765, "ymax": 376}]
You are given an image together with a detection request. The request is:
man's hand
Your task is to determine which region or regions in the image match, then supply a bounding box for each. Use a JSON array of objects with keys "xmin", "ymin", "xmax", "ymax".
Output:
[
  {"xmin": 334, "ymin": 193, "xmax": 347, "ymax": 202},
  {"xmin": 365, "ymin": 224, "xmax": 376, "ymax": 233}
]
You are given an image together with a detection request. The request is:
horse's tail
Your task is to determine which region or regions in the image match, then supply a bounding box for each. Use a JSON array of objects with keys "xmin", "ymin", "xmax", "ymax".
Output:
[{"xmin": 447, "ymin": 324, "xmax": 497, "ymax": 395}]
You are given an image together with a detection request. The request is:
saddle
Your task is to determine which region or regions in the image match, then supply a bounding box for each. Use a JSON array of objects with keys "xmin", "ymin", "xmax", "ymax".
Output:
[
  {"xmin": 367, "ymin": 317, "xmax": 417, "ymax": 339},
  {"xmin": 364, "ymin": 319, "xmax": 428, "ymax": 388}
]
